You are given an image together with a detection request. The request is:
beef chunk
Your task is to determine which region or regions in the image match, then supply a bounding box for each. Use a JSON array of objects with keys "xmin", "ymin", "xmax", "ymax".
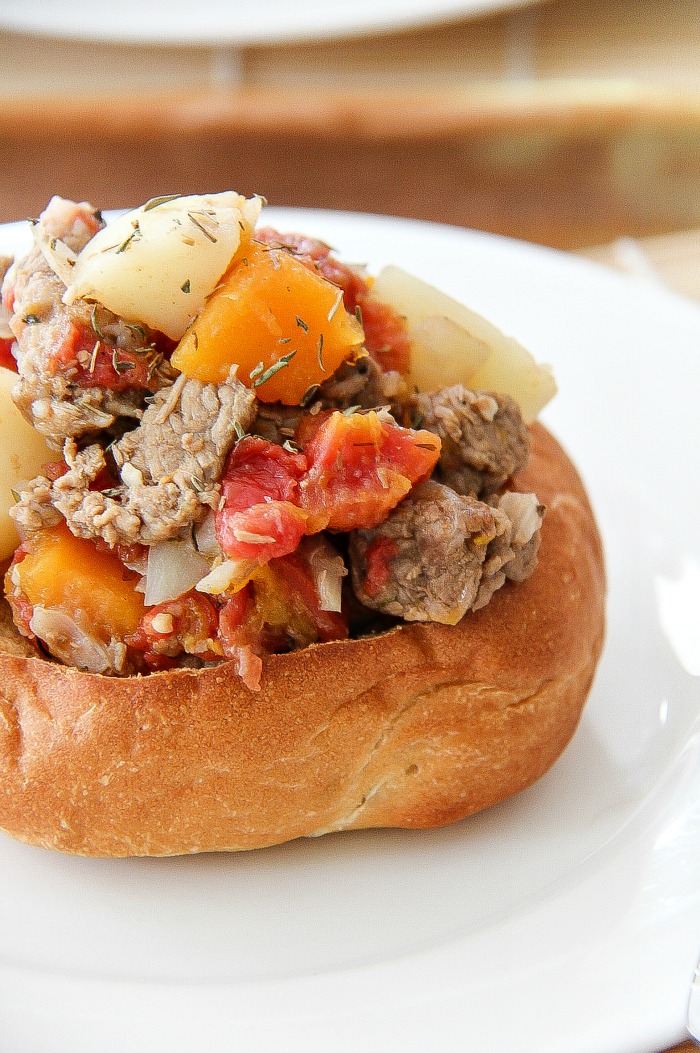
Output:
[
  {"xmin": 349, "ymin": 480, "xmax": 543, "ymax": 623},
  {"xmin": 252, "ymin": 356, "xmax": 409, "ymax": 447},
  {"xmin": 472, "ymin": 491, "xmax": 544, "ymax": 610},
  {"xmin": 24, "ymin": 370, "xmax": 257, "ymax": 547},
  {"xmin": 5, "ymin": 197, "xmax": 173, "ymax": 445},
  {"xmin": 9, "ymin": 473, "xmax": 63, "ymax": 537},
  {"xmin": 318, "ymin": 355, "xmax": 409, "ymax": 413},
  {"xmin": 414, "ymin": 384, "xmax": 529, "ymax": 496}
]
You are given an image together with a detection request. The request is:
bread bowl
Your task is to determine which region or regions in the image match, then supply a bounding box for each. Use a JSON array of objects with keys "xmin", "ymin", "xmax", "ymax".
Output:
[{"xmin": 0, "ymin": 194, "xmax": 605, "ymax": 856}]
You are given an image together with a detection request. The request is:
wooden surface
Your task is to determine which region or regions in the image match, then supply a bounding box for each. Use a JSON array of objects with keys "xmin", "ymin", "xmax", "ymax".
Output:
[
  {"xmin": 0, "ymin": 82, "xmax": 698, "ymax": 249},
  {"xmin": 0, "ymin": 0, "xmax": 698, "ymax": 248}
]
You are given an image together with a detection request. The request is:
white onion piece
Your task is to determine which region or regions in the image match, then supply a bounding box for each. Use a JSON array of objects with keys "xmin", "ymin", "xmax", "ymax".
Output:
[
  {"xmin": 29, "ymin": 606, "xmax": 112, "ymax": 674},
  {"xmin": 306, "ymin": 538, "xmax": 348, "ymax": 613},
  {"xmin": 63, "ymin": 192, "xmax": 263, "ymax": 339},
  {"xmin": 35, "ymin": 224, "xmax": 78, "ymax": 287},
  {"xmin": 196, "ymin": 558, "xmax": 256, "ymax": 596},
  {"xmin": 194, "ymin": 510, "xmax": 222, "ymax": 560},
  {"xmin": 143, "ymin": 537, "xmax": 211, "ymax": 607},
  {"xmin": 498, "ymin": 491, "xmax": 542, "ymax": 547}
]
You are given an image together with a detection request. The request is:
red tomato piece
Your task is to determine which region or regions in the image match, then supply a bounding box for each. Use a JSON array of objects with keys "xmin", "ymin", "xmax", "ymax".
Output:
[
  {"xmin": 0, "ymin": 337, "xmax": 17, "ymax": 372},
  {"xmin": 48, "ymin": 320, "xmax": 165, "ymax": 392},
  {"xmin": 216, "ymin": 540, "xmax": 349, "ymax": 692},
  {"xmin": 216, "ymin": 415, "xmax": 440, "ymax": 563},
  {"xmin": 216, "ymin": 436, "xmax": 311, "ymax": 563},
  {"xmin": 299, "ymin": 411, "xmax": 441, "ymax": 531},
  {"xmin": 355, "ymin": 294, "xmax": 412, "ymax": 376},
  {"xmin": 126, "ymin": 591, "xmax": 220, "ymax": 670},
  {"xmin": 218, "ymin": 587, "xmax": 266, "ymax": 692},
  {"xmin": 360, "ymin": 536, "xmax": 399, "ymax": 598},
  {"xmin": 263, "ymin": 542, "xmax": 349, "ymax": 645}
]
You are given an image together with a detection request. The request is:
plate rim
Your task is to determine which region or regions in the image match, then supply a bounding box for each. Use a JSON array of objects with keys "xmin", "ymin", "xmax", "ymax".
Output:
[{"xmin": 0, "ymin": 0, "xmax": 546, "ymax": 46}]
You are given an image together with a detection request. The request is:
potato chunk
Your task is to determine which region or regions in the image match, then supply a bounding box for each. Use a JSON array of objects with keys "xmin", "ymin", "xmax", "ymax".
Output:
[
  {"xmin": 0, "ymin": 366, "xmax": 53, "ymax": 560},
  {"xmin": 369, "ymin": 264, "xmax": 556, "ymax": 422},
  {"xmin": 64, "ymin": 192, "xmax": 262, "ymax": 340}
]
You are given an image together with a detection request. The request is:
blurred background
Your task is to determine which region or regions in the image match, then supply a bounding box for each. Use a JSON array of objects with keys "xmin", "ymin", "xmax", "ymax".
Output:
[{"xmin": 0, "ymin": 0, "xmax": 699, "ymax": 294}]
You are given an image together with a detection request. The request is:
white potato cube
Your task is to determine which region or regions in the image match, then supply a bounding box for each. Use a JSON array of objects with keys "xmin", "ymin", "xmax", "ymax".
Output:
[
  {"xmin": 64, "ymin": 192, "xmax": 263, "ymax": 340},
  {"xmin": 0, "ymin": 366, "xmax": 53, "ymax": 560},
  {"xmin": 369, "ymin": 264, "xmax": 556, "ymax": 421}
]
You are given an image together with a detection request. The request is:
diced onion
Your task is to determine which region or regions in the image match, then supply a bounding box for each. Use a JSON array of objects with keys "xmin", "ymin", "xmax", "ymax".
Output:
[
  {"xmin": 142, "ymin": 537, "xmax": 211, "ymax": 607},
  {"xmin": 35, "ymin": 225, "xmax": 78, "ymax": 287},
  {"xmin": 29, "ymin": 606, "xmax": 112, "ymax": 674},
  {"xmin": 498, "ymin": 491, "xmax": 542, "ymax": 547},
  {"xmin": 195, "ymin": 558, "xmax": 256, "ymax": 596},
  {"xmin": 194, "ymin": 511, "xmax": 221, "ymax": 559},
  {"xmin": 306, "ymin": 538, "xmax": 348, "ymax": 613}
]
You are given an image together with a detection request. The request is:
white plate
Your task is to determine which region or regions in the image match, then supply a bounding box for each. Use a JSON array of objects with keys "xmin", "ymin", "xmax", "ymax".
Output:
[
  {"xmin": 0, "ymin": 0, "xmax": 545, "ymax": 46},
  {"xmin": 0, "ymin": 209, "xmax": 699, "ymax": 1053}
]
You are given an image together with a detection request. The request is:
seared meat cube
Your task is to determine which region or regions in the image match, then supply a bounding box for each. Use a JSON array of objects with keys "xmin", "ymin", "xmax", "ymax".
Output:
[
  {"xmin": 414, "ymin": 384, "xmax": 529, "ymax": 496},
  {"xmin": 13, "ymin": 369, "xmax": 257, "ymax": 547},
  {"xmin": 349, "ymin": 480, "xmax": 543, "ymax": 623},
  {"xmin": 4, "ymin": 197, "xmax": 173, "ymax": 445}
]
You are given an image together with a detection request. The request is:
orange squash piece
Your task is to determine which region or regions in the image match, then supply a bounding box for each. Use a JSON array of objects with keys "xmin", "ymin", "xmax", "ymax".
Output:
[
  {"xmin": 171, "ymin": 243, "xmax": 365, "ymax": 404},
  {"xmin": 16, "ymin": 524, "xmax": 145, "ymax": 643}
]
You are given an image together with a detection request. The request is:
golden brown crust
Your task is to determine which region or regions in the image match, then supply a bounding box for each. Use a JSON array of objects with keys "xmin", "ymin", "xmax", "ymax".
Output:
[{"xmin": 0, "ymin": 424, "xmax": 605, "ymax": 856}]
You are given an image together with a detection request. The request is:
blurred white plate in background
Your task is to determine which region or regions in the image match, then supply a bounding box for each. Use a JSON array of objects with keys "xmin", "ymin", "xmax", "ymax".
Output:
[{"xmin": 0, "ymin": 0, "xmax": 546, "ymax": 46}]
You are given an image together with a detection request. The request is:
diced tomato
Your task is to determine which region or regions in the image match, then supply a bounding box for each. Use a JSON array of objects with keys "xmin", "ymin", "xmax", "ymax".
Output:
[
  {"xmin": 355, "ymin": 294, "xmax": 411, "ymax": 376},
  {"xmin": 255, "ymin": 543, "xmax": 348, "ymax": 647},
  {"xmin": 216, "ymin": 414, "xmax": 440, "ymax": 564},
  {"xmin": 0, "ymin": 337, "xmax": 17, "ymax": 372},
  {"xmin": 41, "ymin": 459, "xmax": 69, "ymax": 482},
  {"xmin": 294, "ymin": 408, "xmax": 333, "ymax": 449},
  {"xmin": 299, "ymin": 411, "xmax": 441, "ymax": 531},
  {"xmin": 219, "ymin": 435, "xmax": 307, "ymax": 508},
  {"xmin": 216, "ymin": 436, "xmax": 310, "ymax": 562},
  {"xmin": 69, "ymin": 322, "xmax": 162, "ymax": 391},
  {"xmin": 216, "ymin": 540, "xmax": 349, "ymax": 691},
  {"xmin": 361, "ymin": 536, "xmax": 399, "ymax": 598},
  {"xmin": 48, "ymin": 319, "xmax": 164, "ymax": 392},
  {"xmin": 282, "ymin": 554, "xmax": 348, "ymax": 642},
  {"xmin": 126, "ymin": 591, "xmax": 220, "ymax": 670},
  {"xmin": 219, "ymin": 501, "xmax": 309, "ymax": 564},
  {"xmin": 218, "ymin": 587, "xmax": 264, "ymax": 691}
]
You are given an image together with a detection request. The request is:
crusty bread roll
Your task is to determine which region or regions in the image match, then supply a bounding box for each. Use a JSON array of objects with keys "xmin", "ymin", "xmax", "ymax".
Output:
[{"xmin": 0, "ymin": 423, "xmax": 604, "ymax": 857}]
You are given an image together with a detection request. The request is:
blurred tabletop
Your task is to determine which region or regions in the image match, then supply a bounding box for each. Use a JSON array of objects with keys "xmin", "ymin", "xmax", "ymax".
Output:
[{"xmin": 0, "ymin": 0, "xmax": 699, "ymax": 249}]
